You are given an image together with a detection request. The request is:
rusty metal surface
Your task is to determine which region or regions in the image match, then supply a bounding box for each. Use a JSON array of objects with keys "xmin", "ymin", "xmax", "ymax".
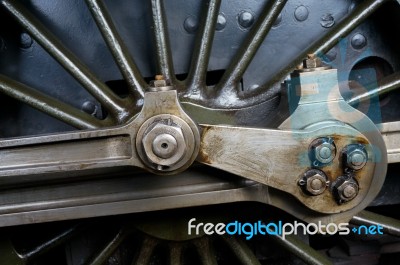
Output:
[{"xmin": 197, "ymin": 122, "xmax": 378, "ymax": 215}]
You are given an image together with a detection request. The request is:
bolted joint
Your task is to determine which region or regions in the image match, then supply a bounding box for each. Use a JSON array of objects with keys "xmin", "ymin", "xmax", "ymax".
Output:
[
  {"xmin": 331, "ymin": 175, "xmax": 359, "ymax": 204},
  {"xmin": 343, "ymin": 144, "xmax": 368, "ymax": 171},
  {"xmin": 297, "ymin": 54, "xmax": 330, "ymax": 72},
  {"xmin": 303, "ymin": 54, "xmax": 322, "ymax": 69},
  {"xmin": 136, "ymin": 114, "xmax": 198, "ymax": 174},
  {"xmin": 309, "ymin": 137, "xmax": 336, "ymax": 167},
  {"xmin": 298, "ymin": 169, "xmax": 329, "ymax": 196},
  {"xmin": 148, "ymin": 75, "xmax": 173, "ymax": 92},
  {"xmin": 142, "ymin": 120, "xmax": 186, "ymax": 169}
]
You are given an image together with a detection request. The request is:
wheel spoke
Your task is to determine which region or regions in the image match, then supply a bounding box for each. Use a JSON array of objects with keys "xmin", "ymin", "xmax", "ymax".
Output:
[
  {"xmin": 0, "ymin": 75, "xmax": 106, "ymax": 129},
  {"xmin": 150, "ymin": 0, "xmax": 176, "ymax": 85},
  {"xmin": 348, "ymin": 71, "xmax": 400, "ymax": 105},
  {"xmin": 261, "ymin": 0, "xmax": 389, "ymax": 92},
  {"xmin": 352, "ymin": 210, "xmax": 400, "ymax": 237},
  {"xmin": 1, "ymin": 0, "xmax": 129, "ymax": 121},
  {"xmin": 133, "ymin": 236, "xmax": 158, "ymax": 265},
  {"xmin": 169, "ymin": 243, "xmax": 183, "ymax": 265},
  {"xmin": 85, "ymin": 0, "xmax": 146, "ymax": 99},
  {"xmin": 270, "ymin": 234, "xmax": 332, "ymax": 265},
  {"xmin": 186, "ymin": 0, "xmax": 221, "ymax": 93},
  {"xmin": 88, "ymin": 226, "xmax": 131, "ymax": 265},
  {"xmin": 22, "ymin": 225, "xmax": 81, "ymax": 260},
  {"xmin": 193, "ymin": 237, "xmax": 217, "ymax": 265},
  {"xmin": 215, "ymin": 0, "xmax": 287, "ymax": 94},
  {"xmin": 221, "ymin": 235, "xmax": 261, "ymax": 265},
  {"xmin": 0, "ymin": 239, "xmax": 26, "ymax": 264}
]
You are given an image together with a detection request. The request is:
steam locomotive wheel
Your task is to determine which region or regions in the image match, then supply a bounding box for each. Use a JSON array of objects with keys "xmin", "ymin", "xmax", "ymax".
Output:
[{"xmin": 0, "ymin": 0, "xmax": 399, "ymax": 264}]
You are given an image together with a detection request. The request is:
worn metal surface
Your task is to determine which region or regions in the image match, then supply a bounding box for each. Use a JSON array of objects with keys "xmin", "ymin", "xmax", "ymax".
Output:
[
  {"xmin": 197, "ymin": 123, "xmax": 378, "ymax": 215},
  {"xmin": 275, "ymin": 66, "xmax": 387, "ymax": 222},
  {"xmin": 0, "ymin": 80, "xmax": 381, "ymax": 217},
  {"xmin": 0, "ymin": 88, "xmax": 200, "ymax": 185},
  {"xmin": 0, "ymin": 0, "xmax": 396, "ymax": 238}
]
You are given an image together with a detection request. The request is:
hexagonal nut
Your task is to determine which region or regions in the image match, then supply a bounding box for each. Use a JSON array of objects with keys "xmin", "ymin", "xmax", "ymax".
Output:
[
  {"xmin": 298, "ymin": 169, "xmax": 328, "ymax": 196},
  {"xmin": 142, "ymin": 122, "xmax": 186, "ymax": 166},
  {"xmin": 343, "ymin": 144, "xmax": 368, "ymax": 171},
  {"xmin": 331, "ymin": 176, "xmax": 359, "ymax": 204},
  {"xmin": 309, "ymin": 137, "xmax": 336, "ymax": 166},
  {"xmin": 303, "ymin": 57, "xmax": 322, "ymax": 69}
]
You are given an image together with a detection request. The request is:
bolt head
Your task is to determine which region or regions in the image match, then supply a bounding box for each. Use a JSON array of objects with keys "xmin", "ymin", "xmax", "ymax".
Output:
[
  {"xmin": 344, "ymin": 144, "xmax": 368, "ymax": 171},
  {"xmin": 303, "ymin": 57, "xmax": 322, "ymax": 69},
  {"xmin": 320, "ymin": 13, "xmax": 335, "ymax": 28},
  {"xmin": 216, "ymin": 14, "xmax": 226, "ymax": 31},
  {"xmin": 142, "ymin": 122, "xmax": 186, "ymax": 166},
  {"xmin": 238, "ymin": 11, "xmax": 254, "ymax": 28},
  {"xmin": 152, "ymin": 134, "xmax": 178, "ymax": 159},
  {"xmin": 310, "ymin": 137, "xmax": 336, "ymax": 166},
  {"xmin": 351, "ymin": 33, "xmax": 367, "ymax": 49},
  {"xmin": 81, "ymin": 101, "xmax": 98, "ymax": 116},
  {"xmin": 20, "ymin": 32, "xmax": 33, "ymax": 49},
  {"xmin": 184, "ymin": 16, "xmax": 198, "ymax": 34},
  {"xmin": 299, "ymin": 169, "xmax": 328, "ymax": 196},
  {"xmin": 332, "ymin": 176, "xmax": 359, "ymax": 204},
  {"xmin": 294, "ymin": 5, "xmax": 309, "ymax": 22},
  {"xmin": 343, "ymin": 184, "xmax": 357, "ymax": 199},
  {"xmin": 310, "ymin": 178, "xmax": 323, "ymax": 190}
]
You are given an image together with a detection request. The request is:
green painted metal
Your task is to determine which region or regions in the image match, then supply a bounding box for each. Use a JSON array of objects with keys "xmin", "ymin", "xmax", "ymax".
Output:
[
  {"xmin": 216, "ymin": 0, "xmax": 288, "ymax": 93},
  {"xmin": 262, "ymin": 0, "xmax": 389, "ymax": 93},
  {"xmin": 186, "ymin": 0, "xmax": 222, "ymax": 93},
  {"xmin": 86, "ymin": 0, "xmax": 146, "ymax": 99},
  {"xmin": 0, "ymin": 74, "xmax": 107, "ymax": 129},
  {"xmin": 348, "ymin": 72, "xmax": 400, "ymax": 106},
  {"xmin": 1, "ymin": 0, "xmax": 131, "ymax": 123}
]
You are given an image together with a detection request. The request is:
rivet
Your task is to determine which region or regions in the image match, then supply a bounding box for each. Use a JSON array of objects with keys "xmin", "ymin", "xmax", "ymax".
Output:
[
  {"xmin": 216, "ymin": 14, "xmax": 226, "ymax": 31},
  {"xmin": 351, "ymin": 33, "xmax": 367, "ymax": 49},
  {"xmin": 294, "ymin": 6, "xmax": 309, "ymax": 22},
  {"xmin": 82, "ymin": 101, "xmax": 98, "ymax": 116},
  {"xmin": 183, "ymin": 16, "xmax": 198, "ymax": 34},
  {"xmin": 20, "ymin": 32, "xmax": 33, "ymax": 49},
  {"xmin": 238, "ymin": 11, "xmax": 254, "ymax": 28},
  {"xmin": 320, "ymin": 13, "xmax": 335, "ymax": 28}
]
